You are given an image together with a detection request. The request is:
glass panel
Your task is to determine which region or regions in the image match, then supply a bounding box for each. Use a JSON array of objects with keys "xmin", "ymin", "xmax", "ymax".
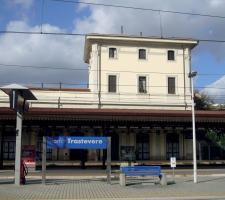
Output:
[
  {"xmin": 9, "ymin": 153, "xmax": 15, "ymax": 159},
  {"xmin": 168, "ymin": 50, "xmax": 175, "ymax": 60},
  {"xmin": 168, "ymin": 77, "xmax": 175, "ymax": 94},
  {"xmin": 108, "ymin": 75, "xmax": 117, "ymax": 93},
  {"xmin": 3, "ymin": 142, "xmax": 8, "ymax": 152},
  {"xmin": 143, "ymin": 153, "xmax": 149, "ymax": 160},
  {"xmin": 139, "ymin": 76, "xmax": 147, "ymax": 93},
  {"xmin": 109, "ymin": 48, "xmax": 117, "ymax": 58},
  {"xmin": 3, "ymin": 153, "xmax": 8, "ymax": 159},
  {"xmin": 139, "ymin": 49, "xmax": 146, "ymax": 59},
  {"xmin": 9, "ymin": 142, "xmax": 15, "ymax": 152},
  {"xmin": 143, "ymin": 143, "xmax": 149, "ymax": 151},
  {"xmin": 137, "ymin": 144, "xmax": 142, "ymax": 151}
]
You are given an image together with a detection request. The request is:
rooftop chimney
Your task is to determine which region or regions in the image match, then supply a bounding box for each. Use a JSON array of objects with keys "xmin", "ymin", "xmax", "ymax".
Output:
[{"xmin": 121, "ymin": 26, "xmax": 124, "ymax": 34}]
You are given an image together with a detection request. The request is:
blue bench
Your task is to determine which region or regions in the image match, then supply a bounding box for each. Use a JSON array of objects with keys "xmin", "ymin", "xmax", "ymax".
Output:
[{"xmin": 120, "ymin": 166, "xmax": 167, "ymax": 186}]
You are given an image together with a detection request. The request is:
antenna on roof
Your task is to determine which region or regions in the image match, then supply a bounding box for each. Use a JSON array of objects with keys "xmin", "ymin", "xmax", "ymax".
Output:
[
  {"xmin": 159, "ymin": 11, "xmax": 163, "ymax": 38},
  {"xmin": 121, "ymin": 26, "xmax": 124, "ymax": 34}
]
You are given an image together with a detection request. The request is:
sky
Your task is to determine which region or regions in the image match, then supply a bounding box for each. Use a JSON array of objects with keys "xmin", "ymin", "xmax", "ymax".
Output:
[{"xmin": 1, "ymin": 0, "xmax": 225, "ymax": 103}]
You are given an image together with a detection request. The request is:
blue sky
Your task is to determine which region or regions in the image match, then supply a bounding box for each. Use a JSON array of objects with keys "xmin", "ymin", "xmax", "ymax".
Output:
[{"xmin": 1, "ymin": 0, "xmax": 225, "ymax": 102}]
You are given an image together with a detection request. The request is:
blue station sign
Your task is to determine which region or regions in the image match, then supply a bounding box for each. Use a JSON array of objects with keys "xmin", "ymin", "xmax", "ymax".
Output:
[{"xmin": 47, "ymin": 136, "xmax": 107, "ymax": 149}]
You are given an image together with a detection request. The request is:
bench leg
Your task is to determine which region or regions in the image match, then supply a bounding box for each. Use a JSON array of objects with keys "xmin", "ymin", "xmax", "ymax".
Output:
[
  {"xmin": 160, "ymin": 173, "xmax": 167, "ymax": 186},
  {"xmin": 120, "ymin": 174, "xmax": 126, "ymax": 186}
]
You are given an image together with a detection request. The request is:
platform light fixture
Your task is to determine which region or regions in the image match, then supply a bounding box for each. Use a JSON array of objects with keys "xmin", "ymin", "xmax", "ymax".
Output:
[{"xmin": 0, "ymin": 84, "xmax": 37, "ymax": 186}]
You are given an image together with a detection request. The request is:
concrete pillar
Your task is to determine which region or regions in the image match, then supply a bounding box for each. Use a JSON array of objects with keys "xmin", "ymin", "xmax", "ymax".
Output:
[
  {"xmin": 30, "ymin": 128, "xmax": 37, "ymax": 146},
  {"xmin": 160, "ymin": 130, "xmax": 166, "ymax": 160},
  {"xmin": 102, "ymin": 126, "xmax": 106, "ymax": 168},
  {"xmin": 150, "ymin": 131, "xmax": 156, "ymax": 160},
  {"xmin": 128, "ymin": 127, "xmax": 135, "ymax": 147},
  {"xmin": 156, "ymin": 131, "xmax": 161, "ymax": 160},
  {"xmin": 99, "ymin": 127, "xmax": 103, "ymax": 161},
  {"xmin": 0, "ymin": 125, "xmax": 4, "ymax": 169},
  {"xmin": 160, "ymin": 173, "xmax": 167, "ymax": 186},
  {"xmin": 51, "ymin": 128, "xmax": 58, "ymax": 161},
  {"xmin": 87, "ymin": 127, "xmax": 97, "ymax": 161},
  {"xmin": 208, "ymin": 145, "xmax": 211, "ymax": 160},
  {"xmin": 179, "ymin": 131, "xmax": 184, "ymax": 160},
  {"xmin": 62, "ymin": 129, "xmax": 69, "ymax": 161},
  {"xmin": 119, "ymin": 174, "xmax": 126, "ymax": 186},
  {"xmin": 198, "ymin": 142, "xmax": 202, "ymax": 161}
]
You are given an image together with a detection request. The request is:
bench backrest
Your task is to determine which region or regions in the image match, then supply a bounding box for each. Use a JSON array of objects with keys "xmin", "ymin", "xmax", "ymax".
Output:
[{"xmin": 121, "ymin": 166, "xmax": 161, "ymax": 175}]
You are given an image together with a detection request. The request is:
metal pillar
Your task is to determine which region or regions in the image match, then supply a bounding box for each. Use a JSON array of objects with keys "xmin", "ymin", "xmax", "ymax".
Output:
[
  {"xmin": 106, "ymin": 137, "xmax": 111, "ymax": 184},
  {"xmin": 15, "ymin": 112, "xmax": 23, "ymax": 186},
  {"xmin": 42, "ymin": 136, "xmax": 47, "ymax": 184},
  {"xmin": 191, "ymin": 77, "xmax": 197, "ymax": 183}
]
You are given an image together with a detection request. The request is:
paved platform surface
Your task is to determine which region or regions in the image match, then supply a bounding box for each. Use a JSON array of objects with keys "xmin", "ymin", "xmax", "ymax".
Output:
[{"xmin": 0, "ymin": 169, "xmax": 225, "ymax": 200}]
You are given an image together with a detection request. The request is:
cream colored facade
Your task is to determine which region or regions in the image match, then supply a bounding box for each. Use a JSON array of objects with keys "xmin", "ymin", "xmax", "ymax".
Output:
[
  {"xmin": 0, "ymin": 34, "xmax": 198, "ymax": 111},
  {"xmin": 85, "ymin": 34, "xmax": 198, "ymax": 110}
]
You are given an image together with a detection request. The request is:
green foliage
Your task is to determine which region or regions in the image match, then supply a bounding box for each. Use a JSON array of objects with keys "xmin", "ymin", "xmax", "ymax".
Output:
[
  {"xmin": 206, "ymin": 129, "xmax": 225, "ymax": 150},
  {"xmin": 194, "ymin": 91, "xmax": 214, "ymax": 110}
]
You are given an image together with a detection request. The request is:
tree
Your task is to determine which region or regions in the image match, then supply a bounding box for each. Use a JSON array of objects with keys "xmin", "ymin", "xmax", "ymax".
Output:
[
  {"xmin": 194, "ymin": 90, "xmax": 214, "ymax": 110},
  {"xmin": 206, "ymin": 129, "xmax": 225, "ymax": 150}
]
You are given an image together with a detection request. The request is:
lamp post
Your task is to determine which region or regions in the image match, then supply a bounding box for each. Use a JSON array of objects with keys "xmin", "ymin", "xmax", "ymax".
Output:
[
  {"xmin": 0, "ymin": 84, "xmax": 37, "ymax": 186},
  {"xmin": 188, "ymin": 71, "xmax": 197, "ymax": 183}
]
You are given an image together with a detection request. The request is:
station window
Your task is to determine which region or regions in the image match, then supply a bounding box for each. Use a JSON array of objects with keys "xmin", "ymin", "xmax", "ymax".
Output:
[
  {"xmin": 168, "ymin": 77, "xmax": 176, "ymax": 94},
  {"xmin": 139, "ymin": 49, "xmax": 146, "ymax": 60},
  {"xmin": 138, "ymin": 76, "xmax": 147, "ymax": 93},
  {"xmin": 108, "ymin": 75, "xmax": 117, "ymax": 93},
  {"xmin": 109, "ymin": 48, "xmax": 117, "ymax": 59},
  {"xmin": 168, "ymin": 50, "xmax": 175, "ymax": 61},
  {"xmin": 3, "ymin": 141, "xmax": 15, "ymax": 160}
]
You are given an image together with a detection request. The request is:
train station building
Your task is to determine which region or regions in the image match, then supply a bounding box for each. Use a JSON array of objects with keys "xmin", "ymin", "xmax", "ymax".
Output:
[{"xmin": 0, "ymin": 34, "xmax": 225, "ymax": 167}]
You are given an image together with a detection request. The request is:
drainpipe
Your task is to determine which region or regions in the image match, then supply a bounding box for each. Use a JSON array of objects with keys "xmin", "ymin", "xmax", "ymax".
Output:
[
  {"xmin": 98, "ymin": 45, "xmax": 102, "ymax": 109},
  {"xmin": 182, "ymin": 47, "xmax": 187, "ymax": 110},
  {"xmin": 188, "ymin": 48, "xmax": 192, "ymax": 97}
]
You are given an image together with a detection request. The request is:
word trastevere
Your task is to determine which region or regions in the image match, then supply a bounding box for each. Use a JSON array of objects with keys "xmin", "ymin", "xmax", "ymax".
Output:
[{"xmin": 47, "ymin": 136, "xmax": 107, "ymax": 149}]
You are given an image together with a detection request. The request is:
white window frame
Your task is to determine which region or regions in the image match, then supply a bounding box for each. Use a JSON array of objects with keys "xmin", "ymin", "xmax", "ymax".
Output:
[
  {"xmin": 107, "ymin": 73, "xmax": 119, "ymax": 93},
  {"xmin": 167, "ymin": 50, "xmax": 176, "ymax": 61},
  {"xmin": 167, "ymin": 76, "xmax": 177, "ymax": 95},
  {"xmin": 108, "ymin": 47, "xmax": 118, "ymax": 59},
  {"xmin": 137, "ymin": 47, "xmax": 149, "ymax": 62},
  {"xmin": 138, "ymin": 48, "xmax": 148, "ymax": 60},
  {"xmin": 137, "ymin": 74, "xmax": 149, "ymax": 94}
]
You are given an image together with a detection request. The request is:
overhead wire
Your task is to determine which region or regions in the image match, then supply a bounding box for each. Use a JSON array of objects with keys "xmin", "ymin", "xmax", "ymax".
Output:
[
  {"xmin": 0, "ymin": 63, "xmax": 225, "ymax": 77},
  {"xmin": 50, "ymin": 0, "xmax": 225, "ymax": 20},
  {"xmin": 0, "ymin": 81, "xmax": 225, "ymax": 91}
]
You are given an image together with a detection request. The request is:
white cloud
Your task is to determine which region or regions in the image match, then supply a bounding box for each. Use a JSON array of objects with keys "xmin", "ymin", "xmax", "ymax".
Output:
[
  {"xmin": 0, "ymin": 21, "xmax": 87, "ymax": 86},
  {"xmin": 2, "ymin": 0, "xmax": 225, "ymax": 90},
  {"xmin": 210, "ymin": 0, "xmax": 224, "ymax": 7}
]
